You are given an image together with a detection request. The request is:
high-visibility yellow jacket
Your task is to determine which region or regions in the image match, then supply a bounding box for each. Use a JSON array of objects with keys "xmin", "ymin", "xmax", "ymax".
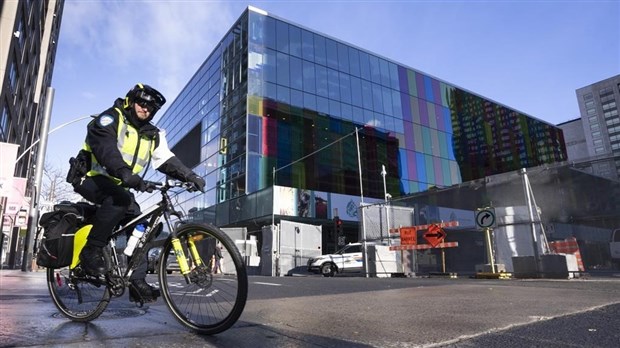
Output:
[{"xmin": 82, "ymin": 98, "xmax": 181, "ymax": 184}]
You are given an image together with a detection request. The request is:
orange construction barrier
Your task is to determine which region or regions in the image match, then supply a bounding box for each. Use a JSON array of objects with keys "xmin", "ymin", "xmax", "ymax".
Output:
[{"xmin": 548, "ymin": 237, "xmax": 585, "ymax": 272}]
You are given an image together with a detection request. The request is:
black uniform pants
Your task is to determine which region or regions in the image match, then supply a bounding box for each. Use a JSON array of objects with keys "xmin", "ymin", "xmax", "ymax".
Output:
[{"xmin": 74, "ymin": 175, "xmax": 147, "ymax": 279}]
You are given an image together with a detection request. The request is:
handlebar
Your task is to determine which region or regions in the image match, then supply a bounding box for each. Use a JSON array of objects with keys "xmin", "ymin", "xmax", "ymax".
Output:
[{"xmin": 142, "ymin": 179, "xmax": 198, "ymax": 193}]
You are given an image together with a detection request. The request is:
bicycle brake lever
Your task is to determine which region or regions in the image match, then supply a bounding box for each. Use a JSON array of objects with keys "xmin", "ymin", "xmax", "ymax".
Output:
[
  {"xmin": 145, "ymin": 183, "xmax": 157, "ymax": 193},
  {"xmin": 183, "ymin": 181, "xmax": 206, "ymax": 193}
]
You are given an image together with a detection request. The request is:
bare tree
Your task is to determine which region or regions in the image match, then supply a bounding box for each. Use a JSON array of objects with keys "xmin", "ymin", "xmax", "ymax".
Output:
[{"xmin": 41, "ymin": 162, "xmax": 78, "ymax": 210}]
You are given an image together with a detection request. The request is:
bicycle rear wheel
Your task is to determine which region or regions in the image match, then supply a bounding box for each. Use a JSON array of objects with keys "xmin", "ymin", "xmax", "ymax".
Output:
[
  {"xmin": 47, "ymin": 265, "xmax": 110, "ymax": 322},
  {"xmin": 159, "ymin": 223, "xmax": 248, "ymax": 334}
]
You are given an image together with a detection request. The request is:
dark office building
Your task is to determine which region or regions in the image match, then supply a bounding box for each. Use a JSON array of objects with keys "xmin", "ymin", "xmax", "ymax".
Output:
[
  {"xmin": 152, "ymin": 6, "xmax": 567, "ymax": 232},
  {"xmin": 0, "ymin": 0, "xmax": 64, "ymax": 180},
  {"xmin": 1, "ymin": 0, "xmax": 64, "ymax": 268}
]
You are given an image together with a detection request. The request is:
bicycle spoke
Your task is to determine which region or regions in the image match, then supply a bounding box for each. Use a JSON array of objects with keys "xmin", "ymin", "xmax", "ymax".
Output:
[
  {"xmin": 46, "ymin": 266, "xmax": 111, "ymax": 322},
  {"xmin": 159, "ymin": 223, "xmax": 247, "ymax": 334}
]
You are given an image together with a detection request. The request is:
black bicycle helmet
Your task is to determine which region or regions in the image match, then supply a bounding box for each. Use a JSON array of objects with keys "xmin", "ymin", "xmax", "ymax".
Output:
[{"xmin": 124, "ymin": 83, "xmax": 166, "ymax": 114}]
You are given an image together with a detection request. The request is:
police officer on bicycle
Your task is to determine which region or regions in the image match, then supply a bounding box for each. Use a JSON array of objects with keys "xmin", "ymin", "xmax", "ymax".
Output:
[{"xmin": 70, "ymin": 83, "xmax": 205, "ymax": 303}]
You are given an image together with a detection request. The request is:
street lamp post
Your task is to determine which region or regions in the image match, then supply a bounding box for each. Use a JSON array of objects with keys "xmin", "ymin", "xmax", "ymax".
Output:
[
  {"xmin": 381, "ymin": 165, "xmax": 390, "ymax": 245},
  {"xmin": 20, "ymin": 87, "xmax": 54, "ymax": 271},
  {"xmin": 521, "ymin": 168, "xmax": 541, "ymax": 274},
  {"xmin": 15, "ymin": 114, "xmax": 93, "ymax": 163},
  {"xmin": 381, "ymin": 165, "xmax": 388, "ymax": 201}
]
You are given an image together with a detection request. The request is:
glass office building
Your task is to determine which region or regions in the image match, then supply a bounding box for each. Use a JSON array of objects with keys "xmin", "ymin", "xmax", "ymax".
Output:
[{"xmin": 154, "ymin": 7, "xmax": 567, "ymax": 233}]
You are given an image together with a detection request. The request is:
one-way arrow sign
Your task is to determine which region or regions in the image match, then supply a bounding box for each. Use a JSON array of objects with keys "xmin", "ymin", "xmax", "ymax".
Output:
[
  {"xmin": 475, "ymin": 208, "xmax": 496, "ymax": 229},
  {"xmin": 423, "ymin": 224, "xmax": 447, "ymax": 247}
]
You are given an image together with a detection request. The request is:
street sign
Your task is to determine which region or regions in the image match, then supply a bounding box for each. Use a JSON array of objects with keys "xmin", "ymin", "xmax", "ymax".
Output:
[
  {"xmin": 423, "ymin": 224, "xmax": 446, "ymax": 247},
  {"xmin": 400, "ymin": 227, "xmax": 417, "ymax": 245},
  {"xmin": 475, "ymin": 208, "xmax": 496, "ymax": 229}
]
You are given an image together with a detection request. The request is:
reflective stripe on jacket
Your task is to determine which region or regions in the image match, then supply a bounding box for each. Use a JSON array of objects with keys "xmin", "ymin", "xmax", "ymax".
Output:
[{"xmin": 84, "ymin": 107, "xmax": 154, "ymax": 184}]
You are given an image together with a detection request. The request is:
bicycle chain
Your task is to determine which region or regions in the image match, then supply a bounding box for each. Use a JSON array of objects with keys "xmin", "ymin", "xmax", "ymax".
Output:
[{"xmin": 106, "ymin": 274, "xmax": 126, "ymax": 297}]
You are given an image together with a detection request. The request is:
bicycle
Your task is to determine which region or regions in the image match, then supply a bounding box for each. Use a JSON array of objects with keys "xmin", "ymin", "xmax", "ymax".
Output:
[{"xmin": 45, "ymin": 179, "xmax": 248, "ymax": 335}]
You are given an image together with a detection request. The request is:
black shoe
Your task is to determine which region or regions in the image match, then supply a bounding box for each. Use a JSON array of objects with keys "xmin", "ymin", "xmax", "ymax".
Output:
[
  {"xmin": 129, "ymin": 279, "xmax": 160, "ymax": 303},
  {"xmin": 79, "ymin": 245, "xmax": 106, "ymax": 276}
]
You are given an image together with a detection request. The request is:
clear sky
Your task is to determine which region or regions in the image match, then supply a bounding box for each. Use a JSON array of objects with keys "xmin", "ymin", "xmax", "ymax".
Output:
[{"xmin": 46, "ymin": 0, "xmax": 620, "ymax": 170}]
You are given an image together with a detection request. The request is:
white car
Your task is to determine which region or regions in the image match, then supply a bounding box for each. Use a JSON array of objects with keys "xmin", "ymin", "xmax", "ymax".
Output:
[{"xmin": 307, "ymin": 243, "xmax": 365, "ymax": 277}]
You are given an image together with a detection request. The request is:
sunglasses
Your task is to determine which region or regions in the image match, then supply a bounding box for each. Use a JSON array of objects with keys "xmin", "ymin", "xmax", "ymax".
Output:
[{"xmin": 135, "ymin": 98, "xmax": 156, "ymax": 112}]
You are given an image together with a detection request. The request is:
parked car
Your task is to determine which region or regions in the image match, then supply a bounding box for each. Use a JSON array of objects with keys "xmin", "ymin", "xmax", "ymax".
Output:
[
  {"xmin": 146, "ymin": 247, "xmax": 162, "ymax": 274},
  {"xmin": 307, "ymin": 243, "xmax": 366, "ymax": 277},
  {"xmin": 166, "ymin": 250, "xmax": 181, "ymax": 274},
  {"xmin": 145, "ymin": 228, "xmax": 168, "ymax": 274}
]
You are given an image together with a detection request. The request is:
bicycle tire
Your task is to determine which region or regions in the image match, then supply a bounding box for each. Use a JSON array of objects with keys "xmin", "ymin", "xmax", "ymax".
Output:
[
  {"xmin": 158, "ymin": 223, "xmax": 248, "ymax": 334},
  {"xmin": 46, "ymin": 266, "xmax": 111, "ymax": 322}
]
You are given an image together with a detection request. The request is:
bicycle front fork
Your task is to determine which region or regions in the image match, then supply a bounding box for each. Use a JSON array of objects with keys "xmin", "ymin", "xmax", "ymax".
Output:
[{"xmin": 171, "ymin": 235, "xmax": 204, "ymax": 283}]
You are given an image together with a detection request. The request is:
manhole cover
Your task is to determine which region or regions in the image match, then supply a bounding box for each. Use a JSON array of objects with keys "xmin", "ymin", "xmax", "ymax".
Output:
[{"xmin": 52, "ymin": 307, "xmax": 147, "ymax": 320}]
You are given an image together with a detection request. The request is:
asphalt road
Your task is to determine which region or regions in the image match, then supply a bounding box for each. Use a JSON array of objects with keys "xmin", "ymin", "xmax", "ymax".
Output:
[{"xmin": 1, "ymin": 270, "xmax": 619, "ymax": 347}]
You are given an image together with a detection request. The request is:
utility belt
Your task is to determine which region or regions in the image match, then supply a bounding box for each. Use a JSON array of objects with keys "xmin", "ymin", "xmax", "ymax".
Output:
[{"xmin": 66, "ymin": 150, "xmax": 91, "ymax": 186}]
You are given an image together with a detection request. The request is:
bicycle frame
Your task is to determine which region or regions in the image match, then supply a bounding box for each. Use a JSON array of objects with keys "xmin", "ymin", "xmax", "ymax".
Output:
[
  {"xmin": 46, "ymin": 179, "xmax": 248, "ymax": 333},
  {"xmin": 103, "ymin": 180, "xmax": 202, "ymax": 284}
]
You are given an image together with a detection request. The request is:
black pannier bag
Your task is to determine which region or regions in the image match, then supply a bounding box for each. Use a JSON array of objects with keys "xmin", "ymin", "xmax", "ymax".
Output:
[{"xmin": 35, "ymin": 202, "xmax": 95, "ymax": 268}]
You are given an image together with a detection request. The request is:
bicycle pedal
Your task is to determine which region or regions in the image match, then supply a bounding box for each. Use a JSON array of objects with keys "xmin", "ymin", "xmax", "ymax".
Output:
[
  {"xmin": 72, "ymin": 266, "xmax": 86, "ymax": 277},
  {"xmin": 128, "ymin": 285, "xmax": 159, "ymax": 304}
]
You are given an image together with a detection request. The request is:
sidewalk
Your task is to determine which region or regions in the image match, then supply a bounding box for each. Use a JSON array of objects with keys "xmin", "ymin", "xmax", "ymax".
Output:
[
  {"xmin": 0, "ymin": 269, "xmax": 202, "ymax": 348},
  {"xmin": 0, "ymin": 268, "xmax": 47, "ymax": 291}
]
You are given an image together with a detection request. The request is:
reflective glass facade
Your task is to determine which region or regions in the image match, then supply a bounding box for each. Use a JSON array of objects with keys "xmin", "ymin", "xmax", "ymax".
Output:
[{"xmin": 154, "ymin": 8, "xmax": 567, "ymax": 227}]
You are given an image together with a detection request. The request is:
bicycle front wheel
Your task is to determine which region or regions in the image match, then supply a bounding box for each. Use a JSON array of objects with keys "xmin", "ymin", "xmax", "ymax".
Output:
[
  {"xmin": 47, "ymin": 265, "xmax": 110, "ymax": 322},
  {"xmin": 159, "ymin": 223, "xmax": 248, "ymax": 334}
]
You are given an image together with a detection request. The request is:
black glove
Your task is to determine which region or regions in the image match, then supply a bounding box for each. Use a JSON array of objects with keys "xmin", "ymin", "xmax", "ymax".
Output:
[
  {"xmin": 127, "ymin": 175, "xmax": 148, "ymax": 192},
  {"xmin": 157, "ymin": 157, "xmax": 204, "ymax": 192},
  {"xmin": 119, "ymin": 169, "xmax": 148, "ymax": 192},
  {"xmin": 187, "ymin": 173, "xmax": 205, "ymax": 192}
]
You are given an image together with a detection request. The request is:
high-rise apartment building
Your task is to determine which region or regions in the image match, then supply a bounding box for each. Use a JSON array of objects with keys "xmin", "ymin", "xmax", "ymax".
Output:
[
  {"xmin": 1, "ymin": 0, "xmax": 64, "ymax": 268},
  {"xmin": 573, "ymin": 75, "xmax": 620, "ymax": 180},
  {"xmin": 151, "ymin": 7, "xmax": 567, "ymax": 240},
  {"xmin": 557, "ymin": 118, "xmax": 589, "ymax": 164},
  {"xmin": 0, "ymin": 0, "xmax": 64, "ymax": 180}
]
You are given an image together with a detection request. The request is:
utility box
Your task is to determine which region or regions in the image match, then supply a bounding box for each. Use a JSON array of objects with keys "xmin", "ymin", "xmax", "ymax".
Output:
[
  {"xmin": 366, "ymin": 245, "xmax": 398, "ymax": 278},
  {"xmin": 235, "ymin": 236, "xmax": 260, "ymax": 266},
  {"xmin": 260, "ymin": 220, "xmax": 322, "ymax": 276}
]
